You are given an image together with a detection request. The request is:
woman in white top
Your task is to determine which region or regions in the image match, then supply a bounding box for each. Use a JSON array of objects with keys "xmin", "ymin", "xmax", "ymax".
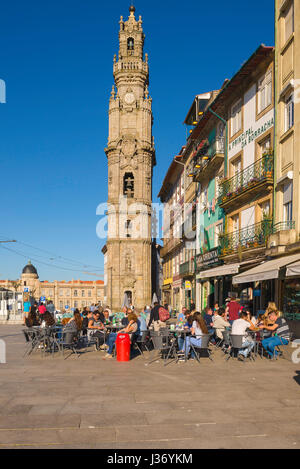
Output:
[{"xmin": 179, "ymin": 312, "xmax": 208, "ymax": 359}]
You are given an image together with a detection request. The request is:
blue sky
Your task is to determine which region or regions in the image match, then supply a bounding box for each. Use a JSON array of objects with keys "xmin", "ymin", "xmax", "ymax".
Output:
[{"xmin": 0, "ymin": 0, "xmax": 275, "ymax": 281}]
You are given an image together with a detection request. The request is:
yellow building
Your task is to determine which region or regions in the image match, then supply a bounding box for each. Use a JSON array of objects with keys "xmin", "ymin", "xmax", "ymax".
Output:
[
  {"xmin": 272, "ymin": 0, "xmax": 299, "ymax": 242},
  {"xmin": 0, "ymin": 261, "xmax": 104, "ymax": 323},
  {"xmin": 264, "ymin": 0, "xmax": 300, "ymax": 317}
]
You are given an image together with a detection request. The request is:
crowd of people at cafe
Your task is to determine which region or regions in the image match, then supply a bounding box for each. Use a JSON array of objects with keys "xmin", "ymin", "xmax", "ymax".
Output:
[{"xmin": 23, "ymin": 293, "xmax": 291, "ymax": 361}]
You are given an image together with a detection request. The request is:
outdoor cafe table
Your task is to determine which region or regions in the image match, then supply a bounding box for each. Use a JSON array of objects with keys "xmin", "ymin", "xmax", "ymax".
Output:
[
  {"xmin": 248, "ymin": 328, "xmax": 267, "ymax": 358},
  {"xmin": 104, "ymin": 323, "xmax": 124, "ymax": 332},
  {"xmin": 168, "ymin": 327, "xmax": 191, "ymax": 362}
]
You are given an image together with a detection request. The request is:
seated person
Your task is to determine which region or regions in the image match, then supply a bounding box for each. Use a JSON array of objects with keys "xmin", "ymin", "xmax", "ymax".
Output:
[
  {"xmin": 103, "ymin": 308, "xmax": 114, "ymax": 323},
  {"xmin": 88, "ymin": 310, "xmax": 106, "ymax": 349},
  {"xmin": 62, "ymin": 310, "xmax": 83, "ymax": 344},
  {"xmin": 25, "ymin": 309, "xmax": 41, "ymax": 328},
  {"xmin": 213, "ymin": 307, "xmax": 230, "ymax": 342},
  {"xmin": 81, "ymin": 310, "xmax": 89, "ymax": 335},
  {"xmin": 259, "ymin": 310, "xmax": 290, "ymax": 358},
  {"xmin": 179, "ymin": 312, "xmax": 208, "ymax": 360},
  {"xmin": 41, "ymin": 311, "xmax": 56, "ymax": 327},
  {"xmin": 103, "ymin": 313, "xmax": 138, "ymax": 359},
  {"xmin": 203, "ymin": 306, "xmax": 216, "ymax": 344},
  {"xmin": 177, "ymin": 311, "xmax": 193, "ymax": 350},
  {"xmin": 176, "ymin": 307, "xmax": 187, "ymax": 327},
  {"xmin": 231, "ymin": 311, "xmax": 256, "ymax": 359}
]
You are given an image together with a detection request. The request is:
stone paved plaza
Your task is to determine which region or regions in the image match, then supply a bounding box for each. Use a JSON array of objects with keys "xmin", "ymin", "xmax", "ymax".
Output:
[{"xmin": 0, "ymin": 325, "xmax": 300, "ymax": 449}]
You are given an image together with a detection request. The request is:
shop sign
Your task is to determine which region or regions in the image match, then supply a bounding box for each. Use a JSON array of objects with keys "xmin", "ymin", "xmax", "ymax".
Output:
[
  {"xmin": 185, "ymin": 281, "xmax": 192, "ymax": 291},
  {"xmin": 229, "ymin": 117, "xmax": 274, "ymax": 151},
  {"xmin": 253, "ymin": 289, "xmax": 261, "ymax": 297},
  {"xmin": 196, "ymin": 248, "xmax": 219, "ymax": 270}
]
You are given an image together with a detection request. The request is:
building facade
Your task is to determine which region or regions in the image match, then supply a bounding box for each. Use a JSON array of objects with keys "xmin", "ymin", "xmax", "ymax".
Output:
[
  {"xmin": 158, "ymin": 155, "xmax": 184, "ymax": 311},
  {"xmin": 104, "ymin": 6, "xmax": 155, "ymax": 311},
  {"xmin": 0, "ymin": 261, "xmax": 104, "ymax": 323}
]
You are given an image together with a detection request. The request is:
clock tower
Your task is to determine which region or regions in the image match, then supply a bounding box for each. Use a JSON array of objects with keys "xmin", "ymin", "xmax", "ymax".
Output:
[{"xmin": 104, "ymin": 5, "xmax": 156, "ymax": 311}]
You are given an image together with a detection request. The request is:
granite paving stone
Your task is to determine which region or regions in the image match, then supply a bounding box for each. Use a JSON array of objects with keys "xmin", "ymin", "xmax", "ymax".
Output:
[{"xmin": 0, "ymin": 325, "xmax": 300, "ymax": 449}]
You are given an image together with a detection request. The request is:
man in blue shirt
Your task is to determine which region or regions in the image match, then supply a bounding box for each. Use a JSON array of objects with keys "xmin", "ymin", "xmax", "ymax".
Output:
[{"xmin": 203, "ymin": 306, "xmax": 216, "ymax": 344}]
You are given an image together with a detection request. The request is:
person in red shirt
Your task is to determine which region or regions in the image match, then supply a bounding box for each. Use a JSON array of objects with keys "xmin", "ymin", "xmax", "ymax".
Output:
[
  {"xmin": 225, "ymin": 296, "xmax": 241, "ymax": 324},
  {"xmin": 38, "ymin": 302, "xmax": 47, "ymax": 316}
]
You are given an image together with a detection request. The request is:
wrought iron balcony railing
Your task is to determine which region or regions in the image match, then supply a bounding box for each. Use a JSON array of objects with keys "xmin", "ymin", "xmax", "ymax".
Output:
[
  {"xmin": 179, "ymin": 260, "xmax": 194, "ymax": 276},
  {"xmin": 160, "ymin": 237, "xmax": 183, "ymax": 258},
  {"xmin": 193, "ymin": 137, "xmax": 225, "ymax": 173},
  {"xmin": 272, "ymin": 221, "xmax": 295, "ymax": 233},
  {"xmin": 218, "ymin": 152, "xmax": 273, "ymax": 205},
  {"xmin": 218, "ymin": 219, "xmax": 273, "ymax": 256}
]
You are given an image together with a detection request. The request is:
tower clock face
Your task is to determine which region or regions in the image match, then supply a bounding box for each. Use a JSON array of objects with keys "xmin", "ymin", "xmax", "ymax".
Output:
[{"xmin": 124, "ymin": 92, "xmax": 135, "ymax": 105}]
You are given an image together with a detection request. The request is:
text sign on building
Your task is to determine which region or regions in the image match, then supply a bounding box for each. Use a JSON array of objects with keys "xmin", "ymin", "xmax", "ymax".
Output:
[
  {"xmin": 185, "ymin": 281, "xmax": 192, "ymax": 291},
  {"xmin": 196, "ymin": 248, "xmax": 219, "ymax": 271},
  {"xmin": 229, "ymin": 117, "xmax": 274, "ymax": 151}
]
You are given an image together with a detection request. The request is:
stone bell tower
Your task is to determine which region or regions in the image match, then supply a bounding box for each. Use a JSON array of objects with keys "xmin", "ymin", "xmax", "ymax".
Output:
[{"xmin": 104, "ymin": 5, "xmax": 156, "ymax": 311}]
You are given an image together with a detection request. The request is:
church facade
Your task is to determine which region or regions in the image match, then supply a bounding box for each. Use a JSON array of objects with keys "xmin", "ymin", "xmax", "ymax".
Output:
[{"xmin": 104, "ymin": 6, "xmax": 156, "ymax": 311}]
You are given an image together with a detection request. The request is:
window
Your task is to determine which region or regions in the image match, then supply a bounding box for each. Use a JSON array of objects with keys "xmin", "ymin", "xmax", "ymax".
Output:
[
  {"xmin": 260, "ymin": 200, "xmax": 270, "ymax": 221},
  {"xmin": 59, "ymin": 301, "xmax": 63, "ymax": 310},
  {"xmin": 125, "ymin": 220, "xmax": 132, "ymax": 238},
  {"xmin": 81, "ymin": 290, "xmax": 85, "ymax": 297},
  {"xmin": 127, "ymin": 37, "xmax": 134, "ymax": 51},
  {"xmin": 97, "ymin": 289, "xmax": 102, "ymax": 297},
  {"xmin": 284, "ymin": 201, "xmax": 293, "ymax": 222},
  {"xmin": 258, "ymin": 71, "xmax": 272, "ymax": 113},
  {"xmin": 231, "ymin": 100, "xmax": 242, "ymax": 137},
  {"xmin": 74, "ymin": 290, "xmax": 78, "ymax": 297},
  {"xmin": 59, "ymin": 289, "xmax": 63, "ymax": 297},
  {"xmin": 259, "ymin": 136, "xmax": 271, "ymax": 156},
  {"xmin": 285, "ymin": 93, "xmax": 294, "ymax": 132},
  {"xmin": 284, "ymin": 2, "xmax": 294, "ymax": 43},
  {"xmin": 283, "ymin": 182, "xmax": 293, "ymax": 222},
  {"xmin": 123, "ymin": 173, "xmax": 134, "ymax": 198},
  {"xmin": 81, "ymin": 301, "xmax": 86, "ymax": 307},
  {"xmin": 74, "ymin": 301, "xmax": 78, "ymax": 308},
  {"xmin": 231, "ymin": 214, "xmax": 240, "ymax": 232},
  {"xmin": 231, "ymin": 157, "xmax": 242, "ymax": 178},
  {"xmin": 88, "ymin": 290, "xmax": 92, "ymax": 298},
  {"xmin": 215, "ymin": 222, "xmax": 223, "ymax": 247}
]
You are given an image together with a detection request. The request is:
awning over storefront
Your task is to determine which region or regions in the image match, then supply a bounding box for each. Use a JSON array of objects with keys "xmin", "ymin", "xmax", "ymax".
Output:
[
  {"xmin": 286, "ymin": 259, "xmax": 300, "ymax": 277},
  {"xmin": 196, "ymin": 263, "xmax": 240, "ymax": 280},
  {"xmin": 232, "ymin": 253, "xmax": 300, "ymax": 285}
]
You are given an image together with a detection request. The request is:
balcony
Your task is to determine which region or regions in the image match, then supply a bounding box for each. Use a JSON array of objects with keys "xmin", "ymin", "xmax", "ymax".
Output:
[
  {"xmin": 266, "ymin": 220, "xmax": 297, "ymax": 256},
  {"xmin": 179, "ymin": 260, "xmax": 195, "ymax": 277},
  {"xmin": 193, "ymin": 137, "xmax": 225, "ymax": 183},
  {"xmin": 218, "ymin": 152, "xmax": 274, "ymax": 211},
  {"xmin": 160, "ymin": 237, "xmax": 183, "ymax": 258},
  {"xmin": 218, "ymin": 219, "xmax": 273, "ymax": 257}
]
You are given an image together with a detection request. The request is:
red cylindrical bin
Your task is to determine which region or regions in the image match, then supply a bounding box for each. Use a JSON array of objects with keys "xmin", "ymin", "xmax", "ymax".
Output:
[{"xmin": 116, "ymin": 333, "xmax": 131, "ymax": 362}]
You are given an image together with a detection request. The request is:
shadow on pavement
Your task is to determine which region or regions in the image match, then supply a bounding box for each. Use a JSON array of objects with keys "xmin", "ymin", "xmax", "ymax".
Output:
[{"xmin": 293, "ymin": 371, "xmax": 300, "ymax": 386}]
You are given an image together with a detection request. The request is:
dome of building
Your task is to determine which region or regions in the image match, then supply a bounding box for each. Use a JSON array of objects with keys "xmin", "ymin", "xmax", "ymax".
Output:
[{"xmin": 22, "ymin": 261, "xmax": 38, "ymax": 276}]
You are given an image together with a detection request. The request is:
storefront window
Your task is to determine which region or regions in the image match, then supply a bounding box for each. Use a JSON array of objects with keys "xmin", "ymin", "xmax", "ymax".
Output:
[{"xmin": 283, "ymin": 279, "xmax": 300, "ymax": 320}]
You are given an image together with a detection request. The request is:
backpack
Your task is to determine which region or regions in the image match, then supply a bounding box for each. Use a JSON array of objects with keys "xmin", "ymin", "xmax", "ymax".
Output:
[{"xmin": 158, "ymin": 307, "xmax": 170, "ymax": 322}]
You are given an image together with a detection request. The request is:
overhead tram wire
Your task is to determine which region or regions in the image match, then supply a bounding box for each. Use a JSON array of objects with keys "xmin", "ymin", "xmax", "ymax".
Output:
[
  {"xmin": 0, "ymin": 234, "xmax": 104, "ymax": 271},
  {"xmin": 0, "ymin": 244, "xmax": 104, "ymax": 276}
]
